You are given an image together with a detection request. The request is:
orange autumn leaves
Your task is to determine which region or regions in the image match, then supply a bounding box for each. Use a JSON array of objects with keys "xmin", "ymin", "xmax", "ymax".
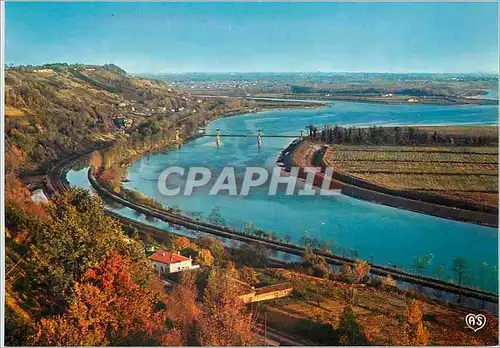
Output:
[{"xmin": 30, "ymin": 253, "xmax": 181, "ymax": 346}]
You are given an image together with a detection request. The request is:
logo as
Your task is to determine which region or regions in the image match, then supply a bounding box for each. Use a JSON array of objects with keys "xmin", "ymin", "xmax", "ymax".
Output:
[{"xmin": 465, "ymin": 313, "xmax": 486, "ymax": 332}]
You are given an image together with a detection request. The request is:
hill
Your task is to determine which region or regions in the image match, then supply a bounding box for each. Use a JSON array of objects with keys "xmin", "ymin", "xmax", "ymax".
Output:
[{"xmin": 5, "ymin": 63, "xmax": 248, "ymax": 176}]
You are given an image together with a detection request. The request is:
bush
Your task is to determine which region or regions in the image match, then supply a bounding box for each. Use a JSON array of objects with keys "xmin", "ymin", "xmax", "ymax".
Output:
[
  {"xmin": 354, "ymin": 261, "xmax": 370, "ymax": 283},
  {"xmin": 382, "ymin": 274, "xmax": 397, "ymax": 289},
  {"xmin": 369, "ymin": 276, "xmax": 383, "ymax": 289}
]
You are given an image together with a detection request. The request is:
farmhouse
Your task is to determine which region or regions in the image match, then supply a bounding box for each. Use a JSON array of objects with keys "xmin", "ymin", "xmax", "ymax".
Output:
[
  {"xmin": 30, "ymin": 189, "xmax": 49, "ymax": 204},
  {"xmin": 150, "ymin": 249, "xmax": 199, "ymax": 275}
]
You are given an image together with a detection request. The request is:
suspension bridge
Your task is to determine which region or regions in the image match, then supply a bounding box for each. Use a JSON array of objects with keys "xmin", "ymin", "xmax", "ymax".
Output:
[{"xmin": 176, "ymin": 128, "xmax": 305, "ymax": 147}]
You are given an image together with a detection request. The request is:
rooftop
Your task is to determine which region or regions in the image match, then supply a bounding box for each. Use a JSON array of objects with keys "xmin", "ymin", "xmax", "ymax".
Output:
[{"xmin": 150, "ymin": 249, "xmax": 190, "ymax": 264}]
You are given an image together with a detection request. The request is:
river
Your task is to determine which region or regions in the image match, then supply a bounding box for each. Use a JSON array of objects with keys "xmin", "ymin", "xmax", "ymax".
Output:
[{"xmin": 66, "ymin": 100, "xmax": 499, "ymax": 293}]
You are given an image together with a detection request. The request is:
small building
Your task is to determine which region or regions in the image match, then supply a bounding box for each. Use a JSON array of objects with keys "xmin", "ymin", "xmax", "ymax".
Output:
[
  {"xmin": 31, "ymin": 188, "xmax": 49, "ymax": 204},
  {"xmin": 150, "ymin": 249, "xmax": 199, "ymax": 275},
  {"xmin": 238, "ymin": 282, "xmax": 293, "ymax": 304},
  {"xmin": 33, "ymin": 68, "xmax": 54, "ymax": 73}
]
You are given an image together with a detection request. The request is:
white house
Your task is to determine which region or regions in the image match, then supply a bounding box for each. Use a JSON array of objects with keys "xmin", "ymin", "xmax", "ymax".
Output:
[
  {"xmin": 30, "ymin": 189, "xmax": 49, "ymax": 204},
  {"xmin": 150, "ymin": 249, "xmax": 199, "ymax": 275}
]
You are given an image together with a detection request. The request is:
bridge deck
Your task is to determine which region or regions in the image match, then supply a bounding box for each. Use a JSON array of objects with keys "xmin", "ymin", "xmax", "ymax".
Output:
[{"xmin": 202, "ymin": 134, "xmax": 300, "ymax": 138}]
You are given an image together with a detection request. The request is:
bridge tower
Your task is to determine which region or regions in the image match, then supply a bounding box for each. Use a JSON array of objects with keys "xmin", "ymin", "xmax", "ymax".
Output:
[
  {"xmin": 257, "ymin": 129, "xmax": 262, "ymax": 148},
  {"xmin": 216, "ymin": 129, "xmax": 221, "ymax": 147}
]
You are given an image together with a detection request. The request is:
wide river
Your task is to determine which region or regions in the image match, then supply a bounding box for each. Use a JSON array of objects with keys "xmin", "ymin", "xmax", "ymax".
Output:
[{"xmin": 67, "ymin": 101, "xmax": 498, "ymax": 292}]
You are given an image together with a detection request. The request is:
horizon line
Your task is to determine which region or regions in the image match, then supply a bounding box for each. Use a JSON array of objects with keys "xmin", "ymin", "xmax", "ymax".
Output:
[
  {"xmin": 6, "ymin": 64, "xmax": 498, "ymax": 76},
  {"xmin": 134, "ymin": 71, "xmax": 499, "ymax": 75}
]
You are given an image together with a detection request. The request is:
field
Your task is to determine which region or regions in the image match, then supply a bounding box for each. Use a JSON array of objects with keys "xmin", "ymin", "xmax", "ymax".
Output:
[
  {"xmin": 259, "ymin": 269, "xmax": 497, "ymax": 346},
  {"xmin": 324, "ymin": 145, "xmax": 499, "ymax": 207},
  {"xmin": 415, "ymin": 125, "xmax": 499, "ymax": 138}
]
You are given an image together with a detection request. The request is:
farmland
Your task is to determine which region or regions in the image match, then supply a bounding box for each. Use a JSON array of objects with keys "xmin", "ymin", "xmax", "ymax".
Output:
[{"xmin": 324, "ymin": 145, "xmax": 499, "ymax": 207}]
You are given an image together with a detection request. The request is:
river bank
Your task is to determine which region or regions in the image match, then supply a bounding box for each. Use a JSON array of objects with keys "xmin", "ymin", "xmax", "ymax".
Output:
[
  {"xmin": 289, "ymin": 139, "xmax": 498, "ymax": 227},
  {"xmin": 247, "ymin": 93, "xmax": 498, "ymax": 106}
]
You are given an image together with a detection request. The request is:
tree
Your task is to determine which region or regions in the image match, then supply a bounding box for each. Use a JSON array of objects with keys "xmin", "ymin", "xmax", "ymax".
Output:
[
  {"xmin": 400, "ymin": 299, "xmax": 429, "ymax": 346},
  {"xmin": 239, "ymin": 266, "xmax": 259, "ymax": 287},
  {"xmin": 382, "ymin": 274, "xmax": 397, "ymax": 289},
  {"xmin": 207, "ymin": 206, "xmax": 225, "ymax": 226},
  {"xmin": 29, "ymin": 254, "xmax": 180, "ymax": 346},
  {"xmin": 236, "ymin": 242, "xmax": 269, "ymax": 268},
  {"xmin": 196, "ymin": 236, "xmax": 227, "ymax": 265},
  {"xmin": 337, "ymin": 306, "xmax": 368, "ymax": 345},
  {"xmin": 412, "ymin": 254, "xmax": 433, "ymax": 276},
  {"xmin": 243, "ymin": 221, "xmax": 256, "ymax": 235},
  {"xmin": 341, "ymin": 264, "xmax": 356, "ymax": 284},
  {"xmin": 354, "ymin": 261, "xmax": 370, "ymax": 283},
  {"xmin": 170, "ymin": 236, "xmax": 196, "ymax": 252},
  {"xmin": 27, "ymin": 189, "xmax": 147, "ymax": 315},
  {"xmin": 451, "ymin": 258, "xmax": 468, "ymax": 286},
  {"xmin": 341, "ymin": 286, "xmax": 358, "ymax": 307},
  {"xmin": 167, "ymin": 271, "xmax": 200, "ymax": 345},
  {"xmin": 302, "ymin": 246, "xmax": 328, "ymax": 278},
  {"xmin": 195, "ymin": 249, "xmax": 214, "ymax": 266},
  {"xmin": 478, "ymin": 262, "xmax": 489, "ymax": 289},
  {"xmin": 198, "ymin": 268, "xmax": 256, "ymax": 346},
  {"xmin": 299, "ymin": 231, "xmax": 312, "ymax": 247},
  {"xmin": 88, "ymin": 150, "xmax": 103, "ymax": 169},
  {"xmin": 432, "ymin": 264, "xmax": 445, "ymax": 280}
]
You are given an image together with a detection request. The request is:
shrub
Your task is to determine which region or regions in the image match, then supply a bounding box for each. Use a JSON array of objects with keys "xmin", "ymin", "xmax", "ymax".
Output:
[
  {"xmin": 340, "ymin": 264, "xmax": 355, "ymax": 283},
  {"xmin": 382, "ymin": 274, "xmax": 397, "ymax": 289},
  {"xmin": 354, "ymin": 261, "xmax": 370, "ymax": 283}
]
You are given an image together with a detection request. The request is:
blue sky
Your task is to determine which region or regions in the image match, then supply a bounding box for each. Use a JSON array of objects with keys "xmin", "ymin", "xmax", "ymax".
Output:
[{"xmin": 5, "ymin": 2, "xmax": 499, "ymax": 73}]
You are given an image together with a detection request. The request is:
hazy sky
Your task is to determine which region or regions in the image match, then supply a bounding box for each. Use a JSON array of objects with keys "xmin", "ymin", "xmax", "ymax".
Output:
[{"xmin": 5, "ymin": 2, "xmax": 499, "ymax": 73}]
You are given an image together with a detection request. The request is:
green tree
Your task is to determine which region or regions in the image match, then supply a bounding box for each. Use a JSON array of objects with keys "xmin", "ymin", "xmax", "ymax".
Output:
[
  {"xmin": 207, "ymin": 206, "xmax": 225, "ymax": 226},
  {"xmin": 412, "ymin": 254, "xmax": 433, "ymax": 276},
  {"xmin": 451, "ymin": 258, "xmax": 468, "ymax": 286},
  {"xmin": 432, "ymin": 264, "xmax": 445, "ymax": 280},
  {"xmin": 337, "ymin": 306, "xmax": 368, "ymax": 345}
]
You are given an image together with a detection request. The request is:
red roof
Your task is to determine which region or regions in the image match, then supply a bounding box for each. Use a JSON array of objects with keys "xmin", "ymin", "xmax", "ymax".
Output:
[{"xmin": 150, "ymin": 249, "xmax": 190, "ymax": 264}]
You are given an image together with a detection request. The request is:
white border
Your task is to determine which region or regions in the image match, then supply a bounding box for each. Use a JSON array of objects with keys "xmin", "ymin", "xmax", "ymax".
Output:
[
  {"xmin": 0, "ymin": 2, "xmax": 498, "ymax": 347},
  {"xmin": 1, "ymin": 1, "xmax": 5, "ymax": 346}
]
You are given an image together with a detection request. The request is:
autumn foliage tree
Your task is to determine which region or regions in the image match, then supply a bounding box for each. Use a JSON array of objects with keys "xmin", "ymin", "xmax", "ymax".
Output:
[
  {"xmin": 26, "ymin": 189, "xmax": 149, "ymax": 314},
  {"xmin": 400, "ymin": 299, "xmax": 430, "ymax": 346},
  {"xmin": 167, "ymin": 271, "xmax": 201, "ymax": 345},
  {"xmin": 198, "ymin": 267, "xmax": 256, "ymax": 346},
  {"xmin": 29, "ymin": 253, "xmax": 181, "ymax": 346},
  {"xmin": 354, "ymin": 261, "xmax": 370, "ymax": 283}
]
